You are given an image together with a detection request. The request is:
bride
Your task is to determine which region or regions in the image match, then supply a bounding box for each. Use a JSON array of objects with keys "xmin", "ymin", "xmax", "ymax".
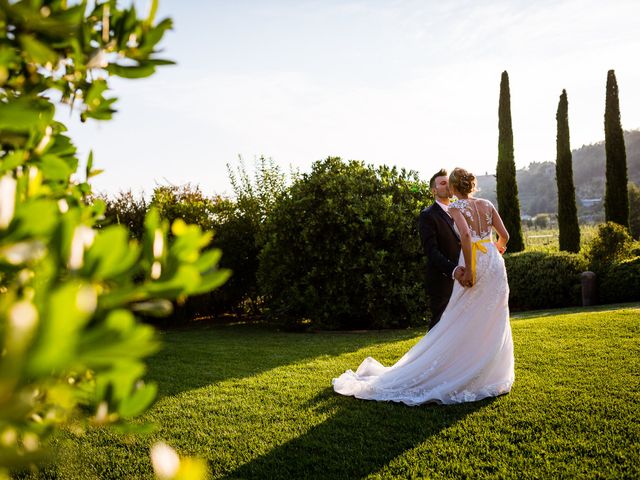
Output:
[{"xmin": 332, "ymin": 168, "xmax": 514, "ymax": 405}]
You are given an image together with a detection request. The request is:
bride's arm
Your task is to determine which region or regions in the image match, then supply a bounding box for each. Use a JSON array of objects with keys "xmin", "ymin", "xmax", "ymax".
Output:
[
  {"xmin": 449, "ymin": 208, "xmax": 473, "ymax": 285},
  {"xmin": 490, "ymin": 204, "xmax": 510, "ymax": 253}
]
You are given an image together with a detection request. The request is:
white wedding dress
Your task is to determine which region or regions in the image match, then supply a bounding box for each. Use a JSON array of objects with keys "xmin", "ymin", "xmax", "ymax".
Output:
[{"xmin": 332, "ymin": 198, "xmax": 514, "ymax": 405}]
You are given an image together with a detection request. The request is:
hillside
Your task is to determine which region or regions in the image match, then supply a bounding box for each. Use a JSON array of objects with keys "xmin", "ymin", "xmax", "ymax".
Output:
[{"xmin": 476, "ymin": 130, "xmax": 640, "ymax": 220}]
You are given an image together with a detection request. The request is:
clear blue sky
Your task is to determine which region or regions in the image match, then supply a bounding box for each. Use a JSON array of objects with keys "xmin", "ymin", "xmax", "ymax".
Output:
[{"xmin": 62, "ymin": 0, "xmax": 640, "ymax": 197}]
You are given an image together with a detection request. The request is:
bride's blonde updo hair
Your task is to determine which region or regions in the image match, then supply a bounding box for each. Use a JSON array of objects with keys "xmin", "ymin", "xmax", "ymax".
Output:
[{"xmin": 449, "ymin": 167, "xmax": 477, "ymax": 196}]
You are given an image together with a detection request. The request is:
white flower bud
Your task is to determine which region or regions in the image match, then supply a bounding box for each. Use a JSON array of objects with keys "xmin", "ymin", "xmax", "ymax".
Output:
[
  {"xmin": 95, "ymin": 401, "xmax": 109, "ymax": 424},
  {"xmin": 151, "ymin": 442, "xmax": 180, "ymax": 480},
  {"xmin": 35, "ymin": 126, "xmax": 53, "ymax": 154},
  {"xmin": 9, "ymin": 301, "xmax": 38, "ymax": 340},
  {"xmin": 153, "ymin": 229, "xmax": 164, "ymax": 259},
  {"xmin": 127, "ymin": 33, "xmax": 138, "ymax": 48},
  {"xmin": 0, "ymin": 174, "xmax": 17, "ymax": 229},
  {"xmin": 22, "ymin": 432, "xmax": 39, "ymax": 452},
  {"xmin": 0, "ymin": 428, "xmax": 17, "ymax": 447},
  {"xmin": 76, "ymin": 285, "xmax": 97, "ymax": 314},
  {"xmin": 151, "ymin": 260, "xmax": 162, "ymax": 280},
  {"xmin": 69, "ymin": 226, "xmax": 96, "ymax": 270},
  {"xmin": 58, "ymin": 199, "xmax": 69, "ymax": 213}
]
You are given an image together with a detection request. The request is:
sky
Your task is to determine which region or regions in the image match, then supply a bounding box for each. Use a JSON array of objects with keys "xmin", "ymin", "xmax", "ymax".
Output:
[{"xmin": 61, "ymin": 0, "xmax": 640, "ymax": 198}]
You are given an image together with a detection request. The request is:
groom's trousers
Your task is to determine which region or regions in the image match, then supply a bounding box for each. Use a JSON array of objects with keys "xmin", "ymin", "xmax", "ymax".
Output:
[{"xmin": 428, "ymin": 280, "xmax": 454, "ymax": 330}]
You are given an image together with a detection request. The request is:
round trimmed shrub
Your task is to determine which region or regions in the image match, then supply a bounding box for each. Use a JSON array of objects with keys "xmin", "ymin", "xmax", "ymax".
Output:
[
  {"xmin": 585, "ymin": 221, "xmax": 634, "ymax": 272},
  {"xmin": 504, "ymin": 251, "xmax": 588, "ymax": 310},
  {"xmin": 258, "ymin": 157, "xmax": 430, "ymax": 330}
]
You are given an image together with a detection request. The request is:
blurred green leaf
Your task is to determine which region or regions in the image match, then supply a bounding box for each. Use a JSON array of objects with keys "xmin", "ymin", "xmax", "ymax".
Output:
[
  {"xmin": 144, "ymin": 265, "xmax": 201, "ymax": 297},
  {"xmin": 106, "ymin": 62, "xmax": 155, "ymax": 79},
  {"xmin": 39, "ymin": 154, "xmax": 75, "ymax": 181},
  {"xmin": 136, "ymin": 18, "xmax": 173, "ymax": 56},
  {"xmin": 9, "ymin": 200, "xmax": 59, "ymax": 239},
  {"xmin": 0, "ymin": 150, "xmax": 27, "ymax": 174},
  {"xmin": 19, "ymin": 34, "xmax": 58, "ymax": 66},
  {"xmin": 94, "ymin": 361, "xmax": 146, "ymax": 406},
  {"xmin": 147, "ymin": 58, "xmax": 176, "ymax": 66},
  {"xmin": 194, "ymin": 248, "xmax": 222, "ymax": 272},
  {"xmin": 0, "ymin": 45, "xmax": 20, "ymax": 67},
  {"xmin": 78, "ymin": 310, "xmax": 159, "ymax": 371},
  {"xmin": 84, "ymin": 79, "xmax": 109, "ymax": 109},
  {"xmin": 28, "ymin": 281, "xmax": 96, "ymax": 375},
  {"xmin": 82, "ymin": 80, "xmax": 118, "ymax": 121},
  {"xmin": 118, "ymin": 382, "xmax": 157, "ymax": 418},
  {"xmin": 0, "ymin": 98, "xmax": 54, "ymax": 132},
  {"xmin": 47, "ymin": 133, "xmax": 77, "ymax": 158},
  {"xmin": 188, "ymin": 269, "xmax": 231, "ymax": 296},
  {"xmin": 82, "ymin": 225, "xmax": 140, "ymax": 280},
  {"xmin": 3, "ymin": 1, "xmax": 84, "ymax": 39},
  {"xmin": 86, "ymin": 151, "xmax": 94, "ymax": 178}
]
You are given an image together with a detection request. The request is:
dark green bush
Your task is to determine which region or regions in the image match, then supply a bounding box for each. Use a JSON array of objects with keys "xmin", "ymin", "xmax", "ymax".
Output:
[
  {"xmin": 217, "ymin": 156, "xmax": 289, "ymax": 315},
  {"xmin": 183, "ymin": 157, "xmax": 286, "ymax": 318},
  {"xmin": 505, "ymin": 251, "xmax": 588, "ymax": 310},
  {"xmin": 205, "ymin": 198, "xmax": 262, "ymax": 316},
  {"xmin": 599, "ymin": 256, "xmax": 640, "ymax": 304},
  {"xmin": 258, "ymin": 157, "xmax": 430, "ymax": 330},
  {"xmin": 585, "ymin": 221, "xmax": 634, "ymax": 272}
]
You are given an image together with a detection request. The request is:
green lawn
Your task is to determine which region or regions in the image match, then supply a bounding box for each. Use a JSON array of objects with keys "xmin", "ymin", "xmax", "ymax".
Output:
[
  {"xmin": 34, "ymin": 304, "xmax": 640, "ymax": 479},
  {"xmin": 522, "ymin": 224, "xmax": 599, "ymax": 250}
]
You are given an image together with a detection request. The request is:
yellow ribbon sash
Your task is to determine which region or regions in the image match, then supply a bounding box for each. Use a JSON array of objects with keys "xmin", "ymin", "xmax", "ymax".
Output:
[{"xmin": 471, "ymin": 239, "xmax": 492, "ymax": 284}]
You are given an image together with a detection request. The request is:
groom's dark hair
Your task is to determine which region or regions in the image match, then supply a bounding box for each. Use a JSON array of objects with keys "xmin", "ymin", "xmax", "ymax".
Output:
[{"xmin": 429, "ymin": 169, "xmax": 448, "ymax": 189}]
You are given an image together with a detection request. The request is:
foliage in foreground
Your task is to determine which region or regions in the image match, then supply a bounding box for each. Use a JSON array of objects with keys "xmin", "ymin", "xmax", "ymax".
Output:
[
  {"xmin": 0, "ymin": 1, "xmax": 226, "ymax": 477},
  {"xmin": 22, "ymin": 306, "xmax": 640, "ymax": 479}
]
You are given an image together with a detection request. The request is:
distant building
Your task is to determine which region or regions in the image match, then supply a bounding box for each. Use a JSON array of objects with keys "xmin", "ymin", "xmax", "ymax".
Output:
[{"xmin": 580, "ymin": 198, "xmax": 602, "ymax": 207}]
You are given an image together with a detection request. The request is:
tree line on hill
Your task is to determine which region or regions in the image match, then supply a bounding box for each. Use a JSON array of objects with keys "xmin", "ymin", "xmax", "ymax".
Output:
[{"xmin": 475, "ymin": 129, "xmax": 640, "ymax": 222}]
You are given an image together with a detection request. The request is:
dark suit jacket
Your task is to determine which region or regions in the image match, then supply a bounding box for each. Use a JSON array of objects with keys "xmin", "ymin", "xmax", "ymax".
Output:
[{"xmin": 418, "ymin": 202, "xmax": 461, "ymax": 299}]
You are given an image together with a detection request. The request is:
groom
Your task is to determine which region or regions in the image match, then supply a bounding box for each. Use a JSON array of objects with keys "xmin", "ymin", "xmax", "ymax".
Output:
[{"xmin": 418, "ymin": 169, "xmax": 465, "ymax": 330}]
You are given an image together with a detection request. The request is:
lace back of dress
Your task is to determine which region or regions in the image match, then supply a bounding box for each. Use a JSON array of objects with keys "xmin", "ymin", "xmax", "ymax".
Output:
[{"xmin": 454, "ymin": 199, "xmax": 493, "ymax": 239}]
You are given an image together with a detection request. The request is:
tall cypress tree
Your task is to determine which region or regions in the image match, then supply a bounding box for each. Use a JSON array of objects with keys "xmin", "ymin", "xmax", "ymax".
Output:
[
  {"xmin": 496, "ymin": 71, "xmax": 524, "ymax": 252},
  {"xmin": 604, "ymin": 69, "xmax": 629, "ymax": 227},
  {"xmin": 555, "ymin": 90, "xmax": 580, "ymax": 252}
]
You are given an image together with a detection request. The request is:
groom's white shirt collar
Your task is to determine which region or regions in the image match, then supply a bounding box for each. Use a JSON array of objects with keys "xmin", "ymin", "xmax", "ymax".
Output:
[{"xmin": 435, "ymin": 199, "xmax": 450, "ymax": 214}]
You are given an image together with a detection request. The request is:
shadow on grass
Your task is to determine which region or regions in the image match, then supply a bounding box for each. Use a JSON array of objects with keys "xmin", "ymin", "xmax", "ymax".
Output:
[
  {"xmin": 146, "ymin": 323, "xmax": 424, "ymax": 399},
  {"xmin": 223, "ymin": 387, "xmax": 495, "ymax": 480}
]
